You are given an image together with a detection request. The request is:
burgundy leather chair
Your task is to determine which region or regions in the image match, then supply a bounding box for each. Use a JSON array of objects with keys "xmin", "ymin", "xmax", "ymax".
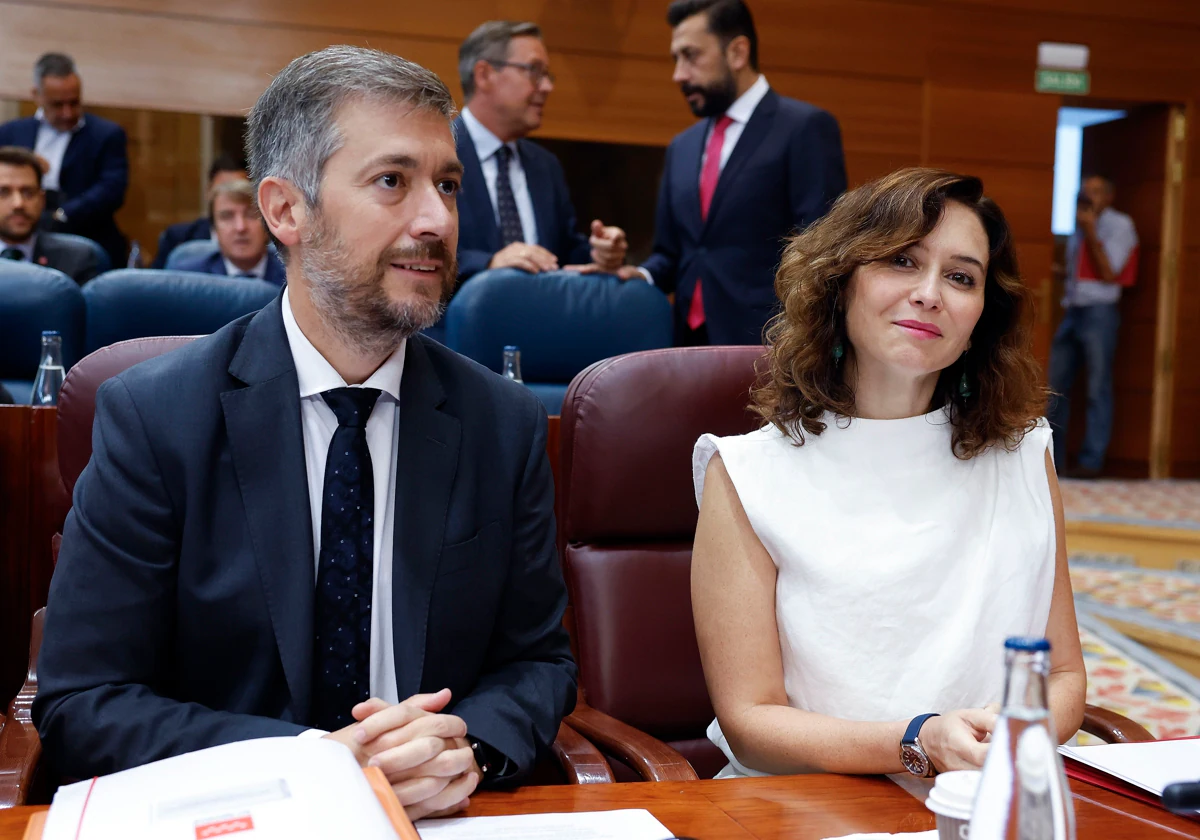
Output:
[
  {"xmin": 559, "ymin": 346, "xmax": 766, "ymax": 781},
  {"xmin": 556, "ymin": 346, "xmax": 1154, "ymax": 782},
  {"xmin": 0, "ymin": 336, "xmax": 611, "ymax": 806}
]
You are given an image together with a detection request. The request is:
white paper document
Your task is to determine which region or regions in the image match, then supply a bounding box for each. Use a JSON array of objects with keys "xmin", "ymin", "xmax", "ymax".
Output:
[
  {"xmin": 417, "ymin": 808, "xmax": 674, "ymax": 840},
  {"xmin": 41, "ymin": 737, "xmax": 399, "ymax": 840},
  {"xmin": 1058, "ymin": 738, "xmax": 1200, "ymax": 795}
]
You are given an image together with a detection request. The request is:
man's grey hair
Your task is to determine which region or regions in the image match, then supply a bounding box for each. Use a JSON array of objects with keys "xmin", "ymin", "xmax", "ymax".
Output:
[
  {"xmin": 245, "ymin": 46, "xmax": 457, "ymax": 209},
  {"xmin": 34, "ymin": 53, "xmax": 77, "ymax": 88},
  {"xmin": 458, "ymin": 21, "xmax": 542, "ymax": 101}
]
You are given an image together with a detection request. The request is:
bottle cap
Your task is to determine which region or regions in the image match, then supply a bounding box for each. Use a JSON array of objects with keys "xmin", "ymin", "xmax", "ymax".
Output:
[
  {"xmin": 503, "ymin": 345, "xmax": 519, "ymax": 352},
  {"xmin": 1005, "ymin": 637, "xmax": 1051, "ymax": 652},
  {"xmin": 42, "ymin": 330, "xmax": 60, "ymax": 337}
]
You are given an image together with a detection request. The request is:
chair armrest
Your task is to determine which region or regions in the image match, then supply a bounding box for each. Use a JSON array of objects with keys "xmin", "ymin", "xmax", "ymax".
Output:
[
  {"xmin": 0, "ymin": 608, "xmax": 45, "ymax": 807},
  {"xmin": 551, "ymin": 721, "xmax": 613, "ymax": 784},
  {"xmin": 1081, "ymin": 703, "xmax": 1154, "ymax": 744},
  {"xmin": 566, "ymin": 703, "xmax": 699, "ymax": 782}
]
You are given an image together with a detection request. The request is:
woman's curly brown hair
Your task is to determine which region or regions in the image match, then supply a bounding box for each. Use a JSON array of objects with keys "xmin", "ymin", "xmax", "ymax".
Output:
[{"xmin": 752, "ymin": 167, "xmax": 1048, "ymax": 459}]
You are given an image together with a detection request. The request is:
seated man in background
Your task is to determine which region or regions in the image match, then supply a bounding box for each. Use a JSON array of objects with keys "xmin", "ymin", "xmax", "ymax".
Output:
[
  {"xmin": 0, "ymin": 145, "xmax": 103, "ymax": 284},
  {"xmin": 34, "ymin": 46, "xmax": 576, "ymax": 821},
  {"xmin": 172, "ymin": 178, "xmax": 286, "ymax": 286},
  {"xmin": 454, "ymin": 20, "xmax": 627, "ymax": 281},
  {"xmin": 0, "ymin": 52, "xmax": 129, "ymax": 267},
  {"xmin": 151, "ymin": 154, "xmax": 248, "ymax": 268}
]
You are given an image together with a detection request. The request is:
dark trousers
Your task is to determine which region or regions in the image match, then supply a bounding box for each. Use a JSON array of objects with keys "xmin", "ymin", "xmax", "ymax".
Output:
[{"xmin": 1046, "ymin": 303, "xmax": 1121, "ymax": 471}]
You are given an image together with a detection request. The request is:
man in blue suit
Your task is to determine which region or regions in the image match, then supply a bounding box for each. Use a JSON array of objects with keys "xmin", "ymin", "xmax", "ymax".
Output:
[
  {"xmin": 454, "ymin": 21, "xmax": 628, "ymax": 282},
  {"xmin": 624, "ymin": 0, "xmax": 847, "ymax": 345},
  {"xmin": 0, "ymin": 53, "xmax": 129, "ymax": 268},
  {"xmin": 151, "ymin": 154, "xmax": 248, "ymax": 268},
  {"xmin": 173, "ymin": 178, "xmax": 286, "ymax": 286},
  {"xmin": 34, "ymin": 47, "xmax": 575, "ymax": 821}
]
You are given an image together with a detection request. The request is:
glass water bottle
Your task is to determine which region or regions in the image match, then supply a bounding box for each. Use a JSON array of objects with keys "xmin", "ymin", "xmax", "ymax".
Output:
[
  {"xmin": 969, "ymin": 637, "xmax": 1075, "ymax": 840},
  {"xmin": 501, "ymin": 345, "xmax": 523, "ymax": 383},
  {"xmin": 31, "ymin": 330, "xmax": 65, "ymax": 407}
]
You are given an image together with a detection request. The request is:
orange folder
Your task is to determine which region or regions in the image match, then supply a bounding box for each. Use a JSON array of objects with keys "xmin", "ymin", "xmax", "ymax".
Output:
[{"xmin": 22, "ymin": 766, "xmax": 419, "ymax": 840}]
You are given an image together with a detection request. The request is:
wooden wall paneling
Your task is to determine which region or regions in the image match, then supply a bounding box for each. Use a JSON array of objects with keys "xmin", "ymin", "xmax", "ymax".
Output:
[
  {"xmin": 946, "ymin": 0, "xmax": 1200, "ymax": 29},
  {"xmin": 16, "ymin": 0, "xmax": 934, "ymax": 79},
  {"xmin": 0, "ymin": 407, "xmax": 69, "ymax": 707},
  {"xmin": 926, "ymin": 87, "xmax": 1059, "ymax": 168},
  {"xmin": 774, "ymin": 73, "xmax": 923, "ymax": 157},
  {"xmin": 0, "ymin": 3, "xmax": 462, "ymax": 118},
  {"xmin": 1015, "ymin": 240, "xmax": 1054, "ymax": 365},
  {"xmin": 924, "ymin": 161, "xmax": 1054, "ymax": 241}
]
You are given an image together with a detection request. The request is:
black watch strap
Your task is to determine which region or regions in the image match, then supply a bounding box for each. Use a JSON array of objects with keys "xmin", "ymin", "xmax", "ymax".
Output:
[{"xmin": 469, "ymin": 737, "xmax": 509, "ymax": 784}]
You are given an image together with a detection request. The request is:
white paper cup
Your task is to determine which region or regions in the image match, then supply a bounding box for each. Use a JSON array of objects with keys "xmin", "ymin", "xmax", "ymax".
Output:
[{"xmin": 925, "ymin": 770, "xmax": 981, "ymax": 840}]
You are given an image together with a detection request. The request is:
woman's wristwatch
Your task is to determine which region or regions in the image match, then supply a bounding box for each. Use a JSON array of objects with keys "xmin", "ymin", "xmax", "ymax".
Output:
[{"xmin": 900, "ymin": 713, "xmax": 941, "ymax": 777}]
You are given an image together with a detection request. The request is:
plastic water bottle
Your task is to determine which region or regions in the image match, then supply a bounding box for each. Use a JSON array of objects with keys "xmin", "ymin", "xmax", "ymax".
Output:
[
  {"xmin": 31, "ymin": 330, "xmax": 65, "ymax": 406},
  {"xmin": 501, "ymin": 345, "xmax": 523, "ymax": 383},
  {"xmin": 969, "ymin": 637, "xmax": 1075, "ymax": 840},
  {"xmin": 127, "ymin": 240, "xmax": 142, "ymax": 268}
]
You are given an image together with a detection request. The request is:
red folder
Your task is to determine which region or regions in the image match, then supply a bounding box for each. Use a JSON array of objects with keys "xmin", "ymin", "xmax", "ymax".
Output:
[
  {"xmin": 1077, "ymin": 240, "xmax": 1139, "ymax": 287},
  {"xmin": 1062, "ymin": 735, "xmax": 1200, "ymax": 822}
]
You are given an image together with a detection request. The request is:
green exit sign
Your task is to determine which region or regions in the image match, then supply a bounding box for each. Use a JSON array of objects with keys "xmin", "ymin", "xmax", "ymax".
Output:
[{"xmin": 1036, "ymin": 68, "xmax": 1090, "ymax": 95}]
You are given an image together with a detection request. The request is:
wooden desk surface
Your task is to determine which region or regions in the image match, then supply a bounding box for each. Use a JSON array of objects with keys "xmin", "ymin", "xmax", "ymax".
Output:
[{"xmin": 2, "ymin": 775, "xmax": 1197, "ymax": 839}]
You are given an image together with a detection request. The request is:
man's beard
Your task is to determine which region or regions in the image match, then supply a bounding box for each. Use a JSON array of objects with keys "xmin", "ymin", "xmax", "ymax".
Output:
[
  {"xmin": 299, "ymin": 209, "xmax": 457, "ymax": 359},
  {"xmin": 0, "ymin": 211, "xmax": 35, "ymax": 244},
  {"xmin": 680, "ymin": 66, "xmax": 738, "ymax": 118}
]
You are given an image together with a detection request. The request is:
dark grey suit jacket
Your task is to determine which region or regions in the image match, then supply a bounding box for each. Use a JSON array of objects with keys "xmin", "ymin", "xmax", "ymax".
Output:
[
  {"xmin": 34, "ymin": 295, "xmax": 576, "ymax": 780},
  {"xmin": 34, "ymin": 232, "xmax": 103, "ymax": 285}
]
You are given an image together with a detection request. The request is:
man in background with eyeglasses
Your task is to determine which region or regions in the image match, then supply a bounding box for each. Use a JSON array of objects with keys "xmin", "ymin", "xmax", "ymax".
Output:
[{"xmin": 454, "ymin": 21, "xmax": 628, "ymax": 281}]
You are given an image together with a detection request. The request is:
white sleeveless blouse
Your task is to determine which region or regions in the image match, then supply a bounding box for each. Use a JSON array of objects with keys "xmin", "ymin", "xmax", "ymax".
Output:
[{"xmin": 693, "ymin": 409, "xmax": 1056, "ymax": 779}]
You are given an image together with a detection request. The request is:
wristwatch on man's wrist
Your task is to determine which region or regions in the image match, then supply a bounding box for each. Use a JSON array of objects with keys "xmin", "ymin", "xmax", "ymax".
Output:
[{"xmin": 899, "ymin": 713, "xmax": 940, "ymax": 778}]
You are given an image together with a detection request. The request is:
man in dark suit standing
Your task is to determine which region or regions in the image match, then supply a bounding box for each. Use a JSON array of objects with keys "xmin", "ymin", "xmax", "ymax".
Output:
[
  {"xmin": 454, "ymin": 21, "xmax": 628, "ymax": 282},
  {"xmin": 0, "ymin": 53, "xmax": 129, "ymax": 267},
  {"xmin": 172, "ymin": 178, "xmax": 286, "ymax": 286},
  {"xmin": 622, "ymin": 0, "xmax": 847, "ymax": 345},
  {"xmin": 0, "ymin": 145, "xmax": 103, "ymax": 284},
  {"xmin": 34, "ymin": 46, "xmax": 576, "ymax": 820},
  {"xmin": 151, "ymin": 154, "xmax": 248, "ymax": 268}
]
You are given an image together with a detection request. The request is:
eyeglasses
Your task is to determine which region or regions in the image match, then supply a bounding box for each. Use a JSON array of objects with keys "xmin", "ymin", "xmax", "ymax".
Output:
[{"xmin": 490, "ymin": 60, "xmax": 556, "ymax": 86}]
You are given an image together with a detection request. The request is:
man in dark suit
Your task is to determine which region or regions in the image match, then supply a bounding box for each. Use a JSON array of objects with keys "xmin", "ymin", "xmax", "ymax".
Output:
[
  {"xmin": 454, "ymin": 21, "xmax": 628, "ymax": 282},
  {"xmin": 151, "ymin": 154, "xmax": 248, "ymax": 268},
  {"xmin": 0, "ymin": 145, "xmax": 103, "ymax": 284},
  {"xmin": 173, "ymin": 178, "xmax": 286, "ymax": 286},
  {"xmin": 34, "ymin": 46, "xmax": 575, "ymax": 821},
  {"xmin": 0, "ymin": 53, "xmax": 129, "ymax": 267},
  {"xmin": 623, "ymin": 0, "xmax": 847, "ymax": 345}
]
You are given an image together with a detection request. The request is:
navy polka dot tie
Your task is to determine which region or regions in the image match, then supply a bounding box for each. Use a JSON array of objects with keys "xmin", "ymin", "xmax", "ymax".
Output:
[
  {"xmin": 312, "ymin": 386, "xmax": 380, "ymax": 731},
  {"xmin": 494, "ymin": 145, "xmax": 525, "ymax": 247}
]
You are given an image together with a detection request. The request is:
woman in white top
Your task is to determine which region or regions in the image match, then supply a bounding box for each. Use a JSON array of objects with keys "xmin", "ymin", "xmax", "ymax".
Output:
[{"xmin": 692, "ymin": 168, "xmax": 1085, "ymax": 780}]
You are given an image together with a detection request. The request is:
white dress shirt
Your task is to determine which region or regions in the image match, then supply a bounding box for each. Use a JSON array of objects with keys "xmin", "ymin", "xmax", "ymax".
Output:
[
  {"xmin": 461, "ymin": 106, "xmax": 540, "ymax": 246},
  {"xmin": 2, "ymin": 233, "xmax": 36, "ymax": 261},
  {"xmin": 33, "ymin": 109, "xmax": 85, "ymax": 192},
  {"xmin": 224, "ymin": 254, "xmax": 268, "ymax": 279},
  {"xmin": 282, "ymin": 289, "xmax": 404, "ymax": 709},
  {"xmin": 703, "ymin": 74, "xmax": 771, "ymax": 174},
  {"xmin": 639, "ymin": 75, "xmax": 771, "ymax": 285}
]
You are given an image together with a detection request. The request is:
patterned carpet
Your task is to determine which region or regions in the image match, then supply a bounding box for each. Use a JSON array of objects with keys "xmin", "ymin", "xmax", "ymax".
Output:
[
  {"xmin": 1070, "ymin": 559, "xmax": 1200, "ymax": 743},
  {"xmin": 1060, "ymin": 479, "xmax": 1200, "ymax": 530},
  {"xmin": 1076, "ymin": 610, "xmax": 1200, "ymax": 744}
]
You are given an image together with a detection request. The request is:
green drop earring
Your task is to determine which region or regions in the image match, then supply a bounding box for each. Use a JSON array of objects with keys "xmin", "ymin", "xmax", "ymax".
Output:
[
  {"xmin": 832, "ymin": 341, "xmax": 845, "ymax": 364},
  {"xmin": 958, "ymin": 370, "xmax": 973, "ymax": 400}
]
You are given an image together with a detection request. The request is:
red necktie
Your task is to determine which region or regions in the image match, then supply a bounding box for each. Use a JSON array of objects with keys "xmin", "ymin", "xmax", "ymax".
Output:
[{"xmin": 689, "ymin": 115, "xmax": 734, "ymax": 331}]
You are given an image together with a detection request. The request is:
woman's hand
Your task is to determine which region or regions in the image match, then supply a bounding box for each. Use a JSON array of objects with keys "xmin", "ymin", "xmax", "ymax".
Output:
[{"xmin": 920, "ymin": 708, "xmax": 998, "ymax": 772}]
